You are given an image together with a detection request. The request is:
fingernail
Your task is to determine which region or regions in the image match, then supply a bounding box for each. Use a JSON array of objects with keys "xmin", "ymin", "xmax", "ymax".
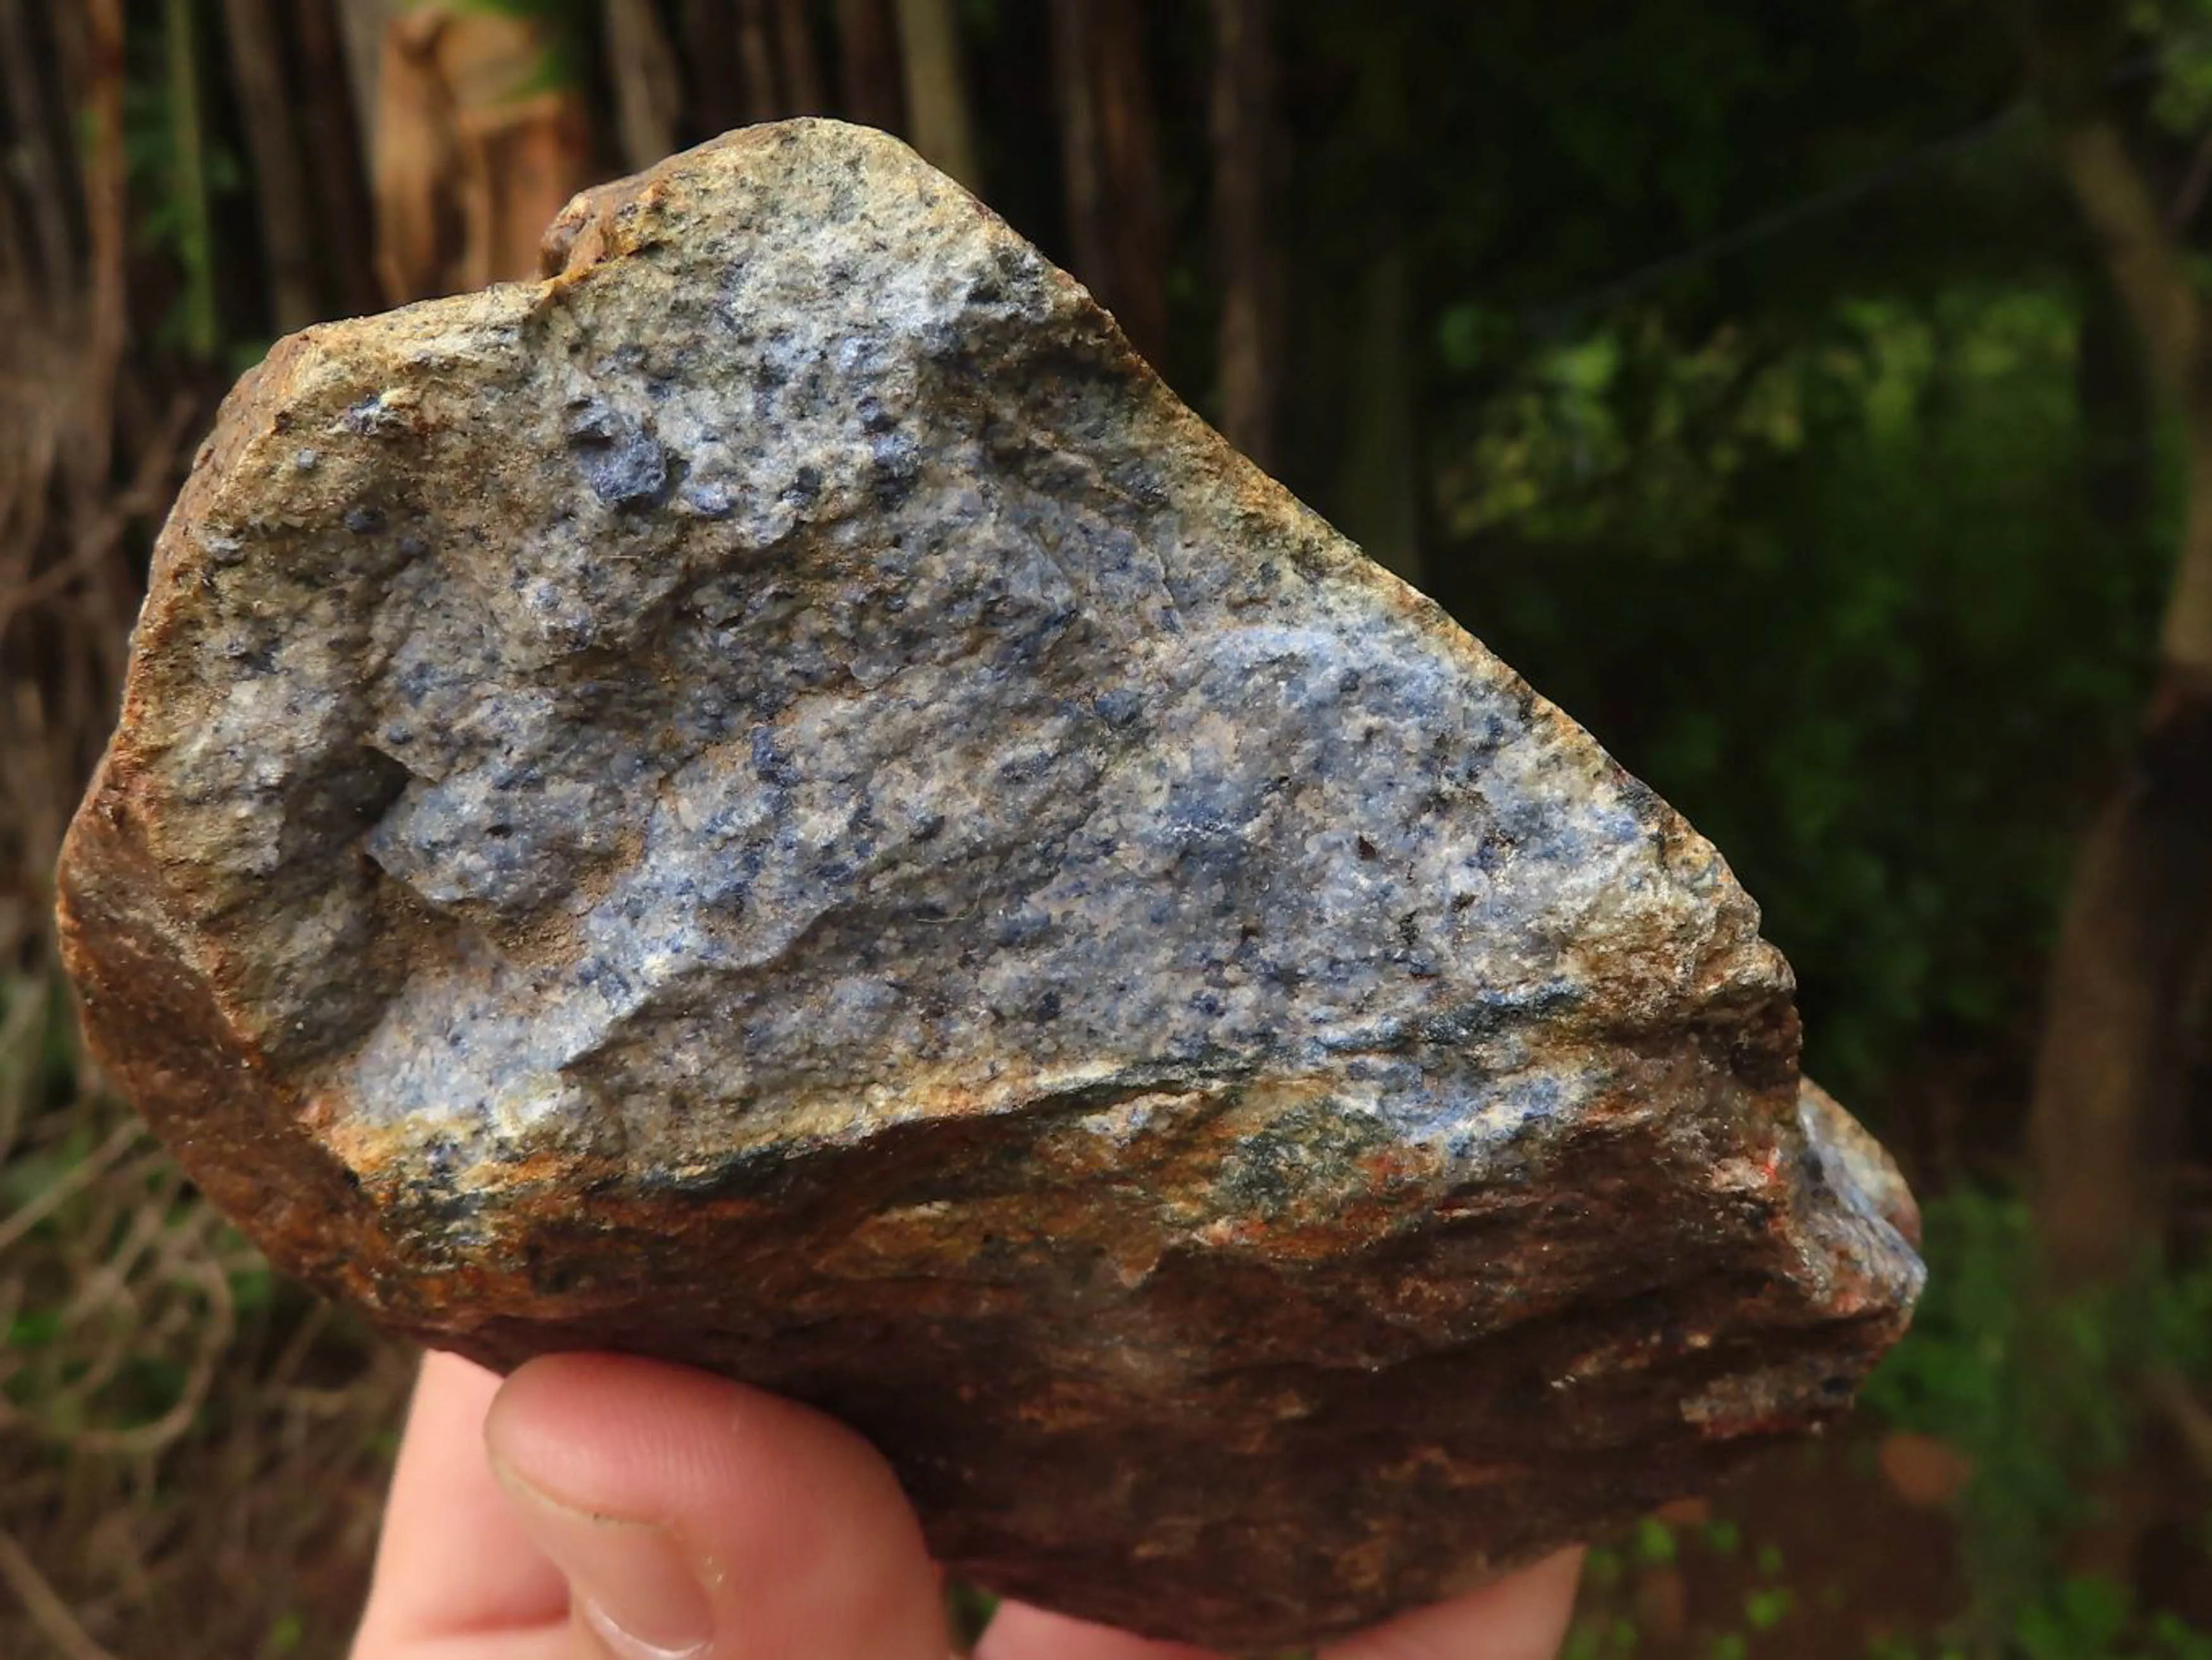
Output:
[{"xmin": 491, "ymin": 1458, "xmax": 716, "ymax": 1659}]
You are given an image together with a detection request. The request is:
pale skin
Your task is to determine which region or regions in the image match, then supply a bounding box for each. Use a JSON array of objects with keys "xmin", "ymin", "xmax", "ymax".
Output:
[{"xmin": 350, "ymin": 1350, "xmax": 1584, "ymax": 1660}]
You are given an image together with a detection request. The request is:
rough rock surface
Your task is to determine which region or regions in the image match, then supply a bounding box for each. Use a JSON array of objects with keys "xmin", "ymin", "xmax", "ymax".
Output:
[{"xmin": 58, "ymin": 121, "xmax": 1923, "ymax": 1650}]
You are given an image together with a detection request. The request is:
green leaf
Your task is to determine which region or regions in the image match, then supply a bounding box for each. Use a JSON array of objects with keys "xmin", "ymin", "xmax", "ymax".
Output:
[
  {"xmin": 1632, "ymin": 1517, "xmax": 1677, "ymax": 1568},
  {"xmin": 1745, "ymin": 1587, "xmax": 1794, "ymax": 1632},
  {"xmin": 6, "ymin": 1310, "xmax": 61, "ymax": 1350}
]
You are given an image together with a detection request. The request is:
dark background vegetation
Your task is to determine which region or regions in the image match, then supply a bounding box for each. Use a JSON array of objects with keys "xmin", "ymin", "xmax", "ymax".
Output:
[{"xmin": 4, "ymin": 1, "xmax": 2212, "ymax": 1655}]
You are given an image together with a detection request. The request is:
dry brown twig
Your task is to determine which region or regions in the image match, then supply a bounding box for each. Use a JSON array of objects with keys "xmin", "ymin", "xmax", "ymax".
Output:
[{"xmin": 0, "ymin": 1528, "xmax": 119, "ymax": 1660}]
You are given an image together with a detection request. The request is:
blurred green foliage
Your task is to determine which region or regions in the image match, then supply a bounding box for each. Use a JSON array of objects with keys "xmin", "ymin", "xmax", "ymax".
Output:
[
  {"xmin": 1556, "ymin": 1193, "xmax": 2212, "ymax": 1657},
  {"xmin": 1430, "ymin": 285, "xmax": 2170, "ymax": 1095},
  {"xmin": 1866, "ymin": 1191, "xmax": 2212, "ymax": 1655},
  {"xmin": 2135, "ymin": 0, "xmax": 2212, "ymax": 133},
  {"xmin": 1868, "ymin": 1585, "xmax": 2212, "ymax": 1660},
  {"xmin": 123, "ymin": 0, "xmax": 238, "ymax": 359}
]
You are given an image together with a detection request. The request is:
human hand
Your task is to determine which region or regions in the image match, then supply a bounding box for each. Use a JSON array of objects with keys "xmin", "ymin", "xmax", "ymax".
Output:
[{"xmin": 351, "ymin": 1350, "xmax": 1583, "ymax": 1660}]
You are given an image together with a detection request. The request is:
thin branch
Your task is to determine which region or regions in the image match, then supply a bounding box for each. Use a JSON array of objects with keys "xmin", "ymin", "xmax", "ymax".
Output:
[
  {"xmin": 0, "ymin": 1529, "xmax": 118, "ymax": 1660},
  {"xmin": 0, "ymin": 1118, "xmax": 143, "ymax": 1257},
  {"xmin": 0, "ymin": 395, "xmax": 194, "ymax": 637},
  {"xmin": 2148, "ymin": 1365, "xmax": 2212, "ymax": 1480},
  {"xmin": 2053, "ymin": 114, "xmax": 2204, "ymax": 393},
  {"xmin": 2170, "ymin": 125, "xmax": 2212, "ymax": 229}
]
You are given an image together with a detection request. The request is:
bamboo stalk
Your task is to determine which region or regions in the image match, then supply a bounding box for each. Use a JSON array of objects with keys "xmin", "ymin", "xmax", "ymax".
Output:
[
  {"xmin": 164, "ymin": 0, "xmax": 220, "ymax": 360},
  {"xmin": 0, "ymin": 0, "xmax": 78, "ymax": 299},
  {"xmin": 293, "ymin": 0, "xmax": 380, "ymax": 317},
  {"xmin": 220, "ymin": 0, "xmax": 321, "ymax": 332},
  {"xmin": 834, "ymin": 0, "xmax": 903, "ymax": 131},
  {"xmin": 738, "ymin": 0, "xmax": 782, "ymax": 120},
  {"xmin": 604, "ymin": 0, "xmax": 682, "ymax": 168},
  {"xmin": 1209, "ymin": 0, "xmax": 1280, "ymax": 468},
  {"xmin": 774, "ymin": 0, "xmax": 827, "ymax": 114},
  {"xmin": 892, "ymin": 0, "xmax": 976, "ymax": 187}
]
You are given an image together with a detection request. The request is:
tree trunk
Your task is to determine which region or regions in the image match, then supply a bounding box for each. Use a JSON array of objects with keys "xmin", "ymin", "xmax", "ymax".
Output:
[
  {"xmin": 602, "ymin": 0, "xmax": 682, "ymax": 169},
  {"xmin": 1048, "ymin": 0, "xmax": 1167, "ymax": 363},
  {"xmin": 736, "ymin": 0, "xmax": 782, "ymax": 123},
  {"xmin": 1208, "ymin": 0, "xmax": 1279, "ymax": 468},
  {"xmin": 219, "ymin": 0, "xmax": 321, "ymax": 333},
  {"xmin": 1335, "ymin": 241, "xmax": 1421, "ymax": 583},
  {"xmin": 2028, "ymin": 111, "xmax": 2212, "ymax": 1287},
  {"xmin": 164, "ymin": 0, "xmax": 219, "ymax": 359},
  {"xmin": 2028, "ymin": 698, "xmax": 2212, "ymax": 1285},
  {"xmin": 680, "ymin": 0, "xmax": 748, "ymax": 137},
  {"xmin": 371, "ymin": 6, "xmax": 593, "ymax": 303},
  {"xmin": 1327, "ymin": 24, "xmax": 1420, "ymax": 583},
  {"xmin": 292, "ymin": 0, "xmax": 380, "ymax": 318},
  {"xmin": 835, "ymin": 0, "xmax": 904, "ymax": 132},
  {"xmin": 774, "ymin": 0, "xmax": 827, "ymax": 115},
  {"xmin": 2076, "ymin": 259, "xmax": 2155, "ymax": 539},
  {"xmin": 77, "ymin": 0, "xmax": 126, "ymax": 497},
  {"xmin": 1091, "ymin": 4, "xmax": 1164, "ymax": 355},
  {"xmin": 0, "ymin": 0, "xmax": 80, "ymax": 307},
  {"xmin": 334, "ymin": 0, "xmax": 394, "ymax": 158},
  {"xmin": 2170, "ymin": 384, "xmax": 2212, "ymax": 681},
  {"xmin": 892, "ymin": 0, "xmax": 977, "ymax": 188}
]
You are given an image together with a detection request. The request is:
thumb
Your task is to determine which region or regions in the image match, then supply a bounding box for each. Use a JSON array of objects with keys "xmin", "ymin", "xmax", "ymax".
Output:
[{"xmin": 483, "ymin": 1353, "xmax": 948, "ymax": 1660}]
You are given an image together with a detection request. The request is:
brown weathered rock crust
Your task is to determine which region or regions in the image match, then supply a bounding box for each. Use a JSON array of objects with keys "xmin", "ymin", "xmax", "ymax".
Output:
[{"xmin": 59, "ymin": 121, "xmax": 1922, "ymax": 1650}]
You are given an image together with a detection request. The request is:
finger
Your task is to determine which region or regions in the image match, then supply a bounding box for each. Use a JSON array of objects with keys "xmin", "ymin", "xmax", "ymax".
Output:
[
  {"xmin": 1321, "ymin": 1547, "xmax": 1585, "ymax": 1660},
  {"xmin": 483, "ymin": 1352, "xmax": 947, "ymax": 1660},
  {"xmin": 975, "ymin": 1600, "xmax": 1223, "ymax": 1660},
  {"xmin": 352, "ymin": 1349, "xmax": 573, "ymax": 1659}
]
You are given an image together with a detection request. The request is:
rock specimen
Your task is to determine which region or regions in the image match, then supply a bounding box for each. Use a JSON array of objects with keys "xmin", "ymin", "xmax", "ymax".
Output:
[{"xmin": 58, "ymin": 121, "xmax": 1922, "ymax": 1650}]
